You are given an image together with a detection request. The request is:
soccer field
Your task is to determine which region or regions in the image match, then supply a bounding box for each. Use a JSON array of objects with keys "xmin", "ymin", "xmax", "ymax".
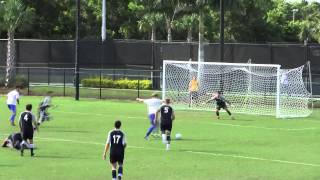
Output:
[{"xmin": 1, "ymin": 96, "xmax": 320, "ymax": 180}]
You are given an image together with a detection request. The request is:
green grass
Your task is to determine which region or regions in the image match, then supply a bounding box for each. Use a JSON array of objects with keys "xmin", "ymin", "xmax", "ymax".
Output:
[{"xmin": 1, "ymin": 96, "xmax": 320, "ymax": 180}]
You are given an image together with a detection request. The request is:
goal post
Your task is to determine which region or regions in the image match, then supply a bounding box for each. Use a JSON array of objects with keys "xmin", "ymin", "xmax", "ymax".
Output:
[{"xmin": 162, "ymin": 60, "xmax": 312, "ymax": 118}]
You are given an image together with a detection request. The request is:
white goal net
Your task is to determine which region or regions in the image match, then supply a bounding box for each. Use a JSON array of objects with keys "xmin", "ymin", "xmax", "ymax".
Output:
[{"xmin": 162, "ymin": 60, "xmax": 312, "ymax": 118}]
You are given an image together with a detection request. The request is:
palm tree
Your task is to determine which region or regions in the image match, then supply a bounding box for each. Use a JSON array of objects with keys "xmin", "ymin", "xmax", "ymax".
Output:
[
  {"xmin": 0, "ymin": 0, "xmax": 34, "ymax": 86},
  {"xmin": 158, "ymin": 0, "xmax": 188, "ymax": 42},
  {"xmin": 175, "ymin": 13, "xmax": 198, "ymax": 42},
  {"xmin": 138, "ymin": 12, "xmax": 164, "ymax": 41}
]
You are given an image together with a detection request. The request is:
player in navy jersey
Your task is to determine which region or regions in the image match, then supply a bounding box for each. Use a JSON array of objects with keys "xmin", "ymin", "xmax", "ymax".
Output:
[
  {"xmin": 205, "ymin": 91, "xmax": 235, "ymax": 120},
  {"xmin": 2, "ymin": 132, "xmax": 22, "ymax": 150},
  {"xmin": 19, "ymin": 104, "xmax": 38, "ymax": 156},
  {"xmin": 155, "ymin": 99, "xmax": 175, "ymax": 150},
  {"xmin": 103, "ymin": 120, "xmax": 127, "ymax": 180}
]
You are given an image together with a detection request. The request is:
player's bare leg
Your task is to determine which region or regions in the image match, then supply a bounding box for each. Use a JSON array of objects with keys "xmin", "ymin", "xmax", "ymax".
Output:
[
  {"xmin": 117, "ymin": 162, "xmax": 123, "ymax": 180},
  {"xmin": 111, "ymin": 162, "xmax": 117, "ymax": 180}
]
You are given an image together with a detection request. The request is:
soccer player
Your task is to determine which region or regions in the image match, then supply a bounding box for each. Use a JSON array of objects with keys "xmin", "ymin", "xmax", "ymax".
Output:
[
  {"xmin": 189, "ymin": 76, "xmax": 199, "ymax": 107},
  {"xmin": 37, "ymin": 96, "xmax": 52, "ymax": 125},
  {"xmin": 19, "ymin": 104, "xmax": 38, "ymax": 157},
  {"xmin": 1, "ymin": 132, "xmax": 23, "ymax": 150},
  {"xmin": 155, "ymin": 98, "xmax": 175, "ymax": 150},
  {"xmin": 103, "ymin": 120, "xmax": 127, "ymax": 180},
  {"xmin": 6, "ymin": 86, "xmax": 20, "ymax": 126},
  {"xmin": 136, "ymin": 93, "xmax": 162, "ymax": 140},
  {"xmin": 205, "ymin": 91, "xmax": 234, "ymax": 120}
]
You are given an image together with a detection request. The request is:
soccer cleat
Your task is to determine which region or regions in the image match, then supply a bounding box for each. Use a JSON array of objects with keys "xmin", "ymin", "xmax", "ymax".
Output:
[
  {"xmin": 31, "ymin": 152, "xmax": 34, "ymax": 157},
  {"xmin": 20, "ymin": 149, "xmax": 24, "ymax": 156},
  {"xmin": 10, "ymin": 122, "xmax": 16, "ymax": 126},
  {"xmin": 118, "ymin": 175, "xmax": 122, "ymax": 180},
  {"xmin": 144, "ymin": 136, "xmax": 149, "ymax": 141},
  {"xmin": 217, "ymin": 116, "xmax": 220, "ymax": 120}
]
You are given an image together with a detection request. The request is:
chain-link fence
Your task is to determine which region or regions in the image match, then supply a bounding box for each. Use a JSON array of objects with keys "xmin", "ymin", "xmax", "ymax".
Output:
[
  {"xmin": 0, "ymin": 66, "xmax": 162, "ymax": 99},
  {"xmin": 0, "ymin": 66, "xmax": 319, "ymax": 99}
]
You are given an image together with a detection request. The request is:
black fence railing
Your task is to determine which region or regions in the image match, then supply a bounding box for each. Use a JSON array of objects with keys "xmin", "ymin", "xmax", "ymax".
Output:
[
  {"xmin": 1, "ymin": 66, "xmax": 319, "ymax": 99},
  {"xmin": 0, "ymin": 67, "xmax": 162, "ymax": 99}
]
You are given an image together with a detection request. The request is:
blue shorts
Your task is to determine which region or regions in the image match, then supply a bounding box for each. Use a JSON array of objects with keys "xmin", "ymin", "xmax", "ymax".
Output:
[
  {"xmin": 7, "ymin": 104, "xmax": 16, "ymax": 113},
  {"xmin": 148, "ymin": 113, "xmax": 156, "ymax": 125}
]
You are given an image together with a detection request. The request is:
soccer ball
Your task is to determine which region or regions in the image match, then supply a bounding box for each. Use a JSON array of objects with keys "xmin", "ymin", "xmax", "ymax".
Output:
[{"xmin": 175, "ymin": 133, "xmax": 182, "ymax": 140}]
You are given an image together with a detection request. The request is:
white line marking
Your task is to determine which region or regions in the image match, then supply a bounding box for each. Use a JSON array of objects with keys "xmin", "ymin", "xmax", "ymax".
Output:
[
  {"xmin": 185, "ymin": 151, "xmax": 320, "ymax": 167},
  {"xmin": 55, "ymin": 111, "xmax": 318, "ymax": 131},
  {"xmin": 1, "ymin": 134, "xmax": 319, "ymax": 167}
]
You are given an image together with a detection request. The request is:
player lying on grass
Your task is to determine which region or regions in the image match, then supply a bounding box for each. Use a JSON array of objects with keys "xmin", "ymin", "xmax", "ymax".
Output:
[
  {"xmin": 103, "ymin": 120, "xmax": 127, "ymax": 180},
  {"xmin": 136, "ymin": 93, "xmax": 162, "ymax": 140},
  {"xmin": 37, "ymin": 96, "xmax": 54, "ymax": 125},
  {"xmin": 155, "ymin": 98, "xmax": 175, "ymax": 151},
  {"xmin": 204, "ymin": 91, "xmax": 235, "ymax": 120},
  {"xmin": 1, "ymin": 132, "xmax": 23, "ymax": 150}
]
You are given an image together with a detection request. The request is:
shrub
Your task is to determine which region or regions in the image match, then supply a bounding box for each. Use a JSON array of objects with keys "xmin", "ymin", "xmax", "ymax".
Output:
[{"xmin": 81, "ymin": 77, "xmax": 152, "ymax": 90}]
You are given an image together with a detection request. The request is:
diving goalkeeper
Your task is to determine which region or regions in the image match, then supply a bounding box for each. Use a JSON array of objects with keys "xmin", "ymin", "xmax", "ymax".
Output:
[{"xmin": 204, "ymin": 91, "xmax": 235, "ymax": 120}]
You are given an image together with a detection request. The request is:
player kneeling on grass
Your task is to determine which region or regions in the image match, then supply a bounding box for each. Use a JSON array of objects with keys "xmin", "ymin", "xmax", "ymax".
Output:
[
  {"xmin": 103, "ymin": 120, "xmax": 127, "ymax": 180},
  {"xmin": 2, "ymin": 132, "xmax": 22, "ymax": 150},
  {"xmin": 19, "ymin": 104, "xmax": 38, "ymax": 157},
  {"xmin": 155, "ymin": 99, "xmax": 175, "ymax": 151},
  {"xmin": 204, "ymin": 91, "xmax": 234, "ymax": 120}
]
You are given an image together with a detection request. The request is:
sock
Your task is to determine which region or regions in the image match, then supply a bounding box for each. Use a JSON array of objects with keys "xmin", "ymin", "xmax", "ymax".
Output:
[
  {"xmin": 162, "ymin": 134, "xmax": 167, "ymax": 144},
  {"xmin": 31, "ymin": 148, "xmax": 34, "ymax": 155},
  {"xmin": 118, "ymin": 167, "xmax": 123, "ymax": 177},
  {"xmin": 226, "ymin": 110, "xmax": 232, "ymax": 116},
  {"xmin": 166, "ymin": 143, "xmax": 170, "ymax": 150},
  {"xmin": 112, "ymin": 170, "xmax": 117, "ymax": 179},
  {"xmin": 166, "ymin": 135, "xmax": 171, "ymax": 144},
  {"xmin": 146, "ymin": 125, "xmax": 155, "ymax": 137},
  {"xmin": 216, "ymin": 111, "xmax": 219, "ymax": 116}
]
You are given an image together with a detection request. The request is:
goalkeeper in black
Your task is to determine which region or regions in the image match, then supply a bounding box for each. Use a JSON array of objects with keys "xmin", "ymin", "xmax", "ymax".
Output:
[
  {"xmin": 103, "ymin": 120, "xmax": 126, "ymax": 180},
  {"xmin": 205, "ymin": 91, "xmax": 235, "ymax": 120},
  {"xmin": 19, "ymin": 104, "xmax": 38, "ymax": 156},
  {"xmin": 155, "ymin": 98, "xmax": 175, "ymax": 151}
]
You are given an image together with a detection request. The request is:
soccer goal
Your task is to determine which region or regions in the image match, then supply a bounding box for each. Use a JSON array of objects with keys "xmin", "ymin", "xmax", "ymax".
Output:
[{"xmin": 162, "ymin": 60, "xmax": 313, "ymax": 118}]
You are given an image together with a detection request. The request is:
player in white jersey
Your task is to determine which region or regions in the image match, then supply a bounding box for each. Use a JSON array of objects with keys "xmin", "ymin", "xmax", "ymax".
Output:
[
  {"xmin": 7, "ymin": 86, "xmax": 20, "ymax": 126},
  {"xmin": 136, "ymin": 93, "xmax": 162, "ymax": 140}
]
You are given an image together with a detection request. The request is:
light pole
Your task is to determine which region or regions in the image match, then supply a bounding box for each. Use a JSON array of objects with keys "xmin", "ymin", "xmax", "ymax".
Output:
[
  {"xmin": 292, "ymin": 9, "xmax": 298, "ymax": 22},
  {"xmin": 75, "ymin": 0, "xmax": 80, "ymax": 100}
]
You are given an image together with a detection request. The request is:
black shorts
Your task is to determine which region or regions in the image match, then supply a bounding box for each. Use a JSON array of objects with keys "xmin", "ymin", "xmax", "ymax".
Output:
[
  {"xmin": 22, "ymin": 129, "xmax": 34, "ymax": 140},
  {"xmin": 160, "ymin": 123, "xmax": 172, "ymax": 133},
  {"xmin": 110, "ymin": 152, "xmax": 124, "ymax": 164},
  {"xmin": 216, "ymin": 102, "xmax": 227, "ymax": 110}
]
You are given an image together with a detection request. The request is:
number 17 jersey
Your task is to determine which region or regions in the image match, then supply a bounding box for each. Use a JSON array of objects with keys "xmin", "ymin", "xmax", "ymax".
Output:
[{"xmin": 106, "ymin": 129, "xmax": 126, "ymax": 156}]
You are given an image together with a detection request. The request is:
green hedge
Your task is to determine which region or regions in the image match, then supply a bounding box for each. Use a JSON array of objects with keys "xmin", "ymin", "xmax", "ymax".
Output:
[{"xmin": 81, "ymin": 77, "xmax": 152, "ymax": 90}]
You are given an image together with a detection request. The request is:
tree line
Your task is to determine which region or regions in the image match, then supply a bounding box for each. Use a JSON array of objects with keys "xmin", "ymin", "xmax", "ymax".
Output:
[{"xmin": 1, "ymin": 0, "xmax": 320, "ymax": 43}]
